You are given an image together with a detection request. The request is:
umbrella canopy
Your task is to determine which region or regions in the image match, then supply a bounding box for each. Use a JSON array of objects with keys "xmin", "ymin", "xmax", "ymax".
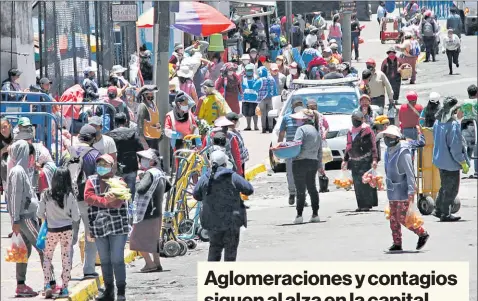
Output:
[
  {"xmin": 137, "ymin": 7, "xmax": 154, "ymax": 28},
  {"xmin": 173, "ymin": 2, "xmax": 235, "ymax": 36}
]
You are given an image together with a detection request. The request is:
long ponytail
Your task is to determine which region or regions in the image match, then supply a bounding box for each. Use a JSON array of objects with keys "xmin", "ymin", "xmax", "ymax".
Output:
[{"xmin": 206, "ymin": 163, "xmax": 219, "ymax": 195}]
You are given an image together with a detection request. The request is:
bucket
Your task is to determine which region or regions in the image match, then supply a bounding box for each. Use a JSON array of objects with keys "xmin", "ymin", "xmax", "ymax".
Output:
[
  {"xmin": 399, "ymin": 63, "xmax": 412, "ymax": 80},
  {"xmin": 271, "ymin": 142, "xmax": 302, "ymax": 159}
]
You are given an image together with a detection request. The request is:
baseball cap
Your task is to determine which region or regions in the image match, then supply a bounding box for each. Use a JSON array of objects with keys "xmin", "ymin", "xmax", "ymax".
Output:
[
  {"xmin": 88, "ymin": 116, "xmax": 103, "ymax": 126},
  {"xmin": 226, "ymin": 112, "xmax": 240, "ymax": 122},
  {"xmin": 210, "ymin": 150, "xmax": 227, "ymax": 167},
  {"xmin": 429, "ymin": 92, "xmax": 440, "ymax": 103},
  {"xmin": 79, "ymin": 124, "xmax": 97, "ymax": 136},
  {"xmin": 39, "ymin": 78, "xmax": 52, "ymax": 85},
  {"xmin": 96, "ymin": 154, "xmax": 115, "ymax": 165},
  {"xmin": 8, "ymin": 68, "xmax": 22, "ymax": 77},
  {"xmin": 17, "ymin": 117, "xmax": 32, "ymax": 127}
]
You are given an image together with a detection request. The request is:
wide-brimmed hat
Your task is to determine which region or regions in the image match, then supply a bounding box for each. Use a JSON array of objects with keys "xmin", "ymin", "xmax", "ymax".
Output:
[
  {"xmin": 376, "ymin": 125, "xmax": 402, "ymax": 140},
  {"xmin": 111, "ymin": 65, "xmax": 127, "ymax": 74},
  {"xmin": 386, "ymin": 47, "xmax": 397, "ymax": 54},
  {"xmin": 137, "ymin": 85, "xmax": 158, "ymax": 97},
  {"xmin": 214, "ymin": 116, "xmax": 234, "ymax": 127},
  {"xmin": 290, "ymin": 109, "xmax": 314, "ymax": 120},
  {"xmin": 201, "ymin": 79, "xmax": 215, "ymax": 88},
  {"xmin": 137, "ymin": 149, "xmax": 160, "ymax": 164},
  {"xmin": 240, "ymin": 54, "xmax": 250, "ymax": 61},
  {"xmin": 435, "ymin": 96, "xmax": 461, "ymax": 123},
  {"xmin": 177, "ymin": 65, "xmax": 193, "ymax": 78}
]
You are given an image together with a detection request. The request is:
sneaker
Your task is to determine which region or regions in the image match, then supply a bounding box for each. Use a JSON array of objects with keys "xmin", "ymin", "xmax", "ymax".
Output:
[
  {"xmin": 44, "ymin": 284, "xmax": 53, "ymax": 299},
  {"xmin": 117, "ymin": 296, "xmax": 126, "ymax": 301},
  {"xmin": 16, "ymin": 285, "xmax": 39, "ymax": 297},
  {"xmin": 416, "ymin": 233, "xmax": 430, "ymax": 250},
  {"xmin": 83, "ymin": 272, "xmax": 99, "ymax": 279},
  {"xmin": 59, "ymin": 288, "xmax": 69, "ymax": 298},
  {"xmin": 244, "ymin": 127, "xmax": 251, "ymax": 131},
  {"xmin": 254, "ymin": 126, "xmax": 260, "ymax": 131},
  {"xmin": 431, "ymin": 210, "xmax": 442, "ymax": 218},
  {"xmin": 440, "ymin": 214, "xmax": 461, "ymax": 222},
  {"xmin": 288, "ymin": 195, "xmax": 295, "ymax": 205},
  {"xmin": 293, "ymin": 216, "xmax": 303, "ymax": 224},
  {"xmin": 388, "ymin": 244, "xmax": 403, "ymax": 252},
  {"xmin": 456, "ymin": 63, "xmax": 459, "ymax": 68},
  {"xmin": 449, "ymin": 71, "xmax": 453, "ymax": 75},
  {"xmin": 309, "ymin": 215, "xmax": 320, "ymax": 223}
]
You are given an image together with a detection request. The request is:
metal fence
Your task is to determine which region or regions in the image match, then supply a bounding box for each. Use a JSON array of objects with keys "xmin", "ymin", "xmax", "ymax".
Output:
[
  {"xmin": 398, "ymin": 1, "xmax": 454, "ymax": 19},
  {"xmin": 34, "ymin": 1, "xmax": 137, "ymax": 97}
]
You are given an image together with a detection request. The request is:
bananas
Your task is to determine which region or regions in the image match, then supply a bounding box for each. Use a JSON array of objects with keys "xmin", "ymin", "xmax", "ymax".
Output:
[{"xmin": 105, "ymin": 178, "xmax": 132, "ymax": 201}]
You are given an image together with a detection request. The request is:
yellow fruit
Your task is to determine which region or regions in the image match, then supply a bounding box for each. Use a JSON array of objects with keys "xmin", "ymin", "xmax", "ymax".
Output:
[{"xmin": 381, "ymin": 118, "xmax": 390, "ymax": 124}]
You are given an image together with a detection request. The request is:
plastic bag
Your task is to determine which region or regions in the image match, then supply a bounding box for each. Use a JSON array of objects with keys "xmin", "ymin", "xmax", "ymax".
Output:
[
  {"xmin": 384, "ymin": 205, "xmax": 391, "ymax": 220},
  {"xmin": 333, "ymin": 170, "xmax": 353, "ymax": 190},
  {"xmin": 321, "ymin": 140, "xmax": 333, "ymax": 165},
  {"xmin": 405, "ymin": 204, "xmax": 424, "ymax": 229},
  {"xmin": 255, "ymin": 106, "xmax": 261, "ymax": 117},
  {"xmin": 5, "ymin": 233, "xmax": 28, "ymax": 263},
  {"xmin": 36, "ymin": 220, "xmax": 48, "ymax": 251},
  {"xmin": 362, "ymin": 169, "xmax": 385, "ymax": 190}
]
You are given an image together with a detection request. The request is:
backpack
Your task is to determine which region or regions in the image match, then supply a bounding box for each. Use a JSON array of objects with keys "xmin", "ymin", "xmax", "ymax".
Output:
[
  {"xmin": 422, "ymin": 20, "xmax": 435, "ymax": 37},
  {"xmin": 140, "ymin": 57, "xmax": 153, "ymax": 81},
  {"xmin": 410, "ymin": 40, "xmax": 421, "ymax": 57},
  {"xmin": 66, "ymin": 146, "xmax": 94, "ymax": 201}
]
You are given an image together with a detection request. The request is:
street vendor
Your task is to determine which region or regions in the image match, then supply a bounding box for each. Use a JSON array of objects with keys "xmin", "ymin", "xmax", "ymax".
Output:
[
  {"xmin": 399, "ymin": 91, "xmax": 423, "ymax": 140},
  {"xmin": 136, "ymin": 85, "xmax": 161, "ymax": 150},
  {"xmin": 165, "ymin": 92, "xmax": 198, "ymax": 151},
  {"xmin": 196, "ymin": 80, "xmax": 229, "ymax": 126},
  {"xmin": 169, "ymin": 43, "xmax": 184, "ymax": 69}
]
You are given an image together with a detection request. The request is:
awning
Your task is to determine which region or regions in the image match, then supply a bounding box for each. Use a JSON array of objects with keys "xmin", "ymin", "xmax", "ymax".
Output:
[
  {"xmin": 173, "ymin": 2, "xmax": 235, "ymax": 36},
  {"xmin": 137, "ymin": 7, "xmax": 154, "ymax": 28}
]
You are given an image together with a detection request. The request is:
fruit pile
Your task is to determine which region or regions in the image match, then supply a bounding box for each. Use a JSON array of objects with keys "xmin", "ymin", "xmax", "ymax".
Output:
[
  {"xmin": 362, "ymin": 170, "xmax": 385, "ymax": 190},
  {"xmin": 333, "ymin": 176, "xmax": 353, "ymax": 190},
  {"xmin": 105, "ymin": 178, "xmax": 132, "ymax": 201},
  {"xmin": 405, "ymin": 210, "xmax": 424, "ymax": 229},
  {"xmin": 5, "ymin": 244, "xmax": 28, "ymax": 263},
  {"xmin": 374, "ymin": 115, "xmax": 390, "ymax": 126}
]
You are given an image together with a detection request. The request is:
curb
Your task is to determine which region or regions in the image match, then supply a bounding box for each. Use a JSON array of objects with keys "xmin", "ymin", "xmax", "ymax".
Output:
[
  {"xmin": 245, "ymin": 163, "xmax": 267, "ymax": 181},
  {"xmin": 67, "ymin": 250, "xmax": 138, "ymax": 301}
]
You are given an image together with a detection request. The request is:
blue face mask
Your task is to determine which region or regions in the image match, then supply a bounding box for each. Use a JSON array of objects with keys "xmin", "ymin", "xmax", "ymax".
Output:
[
  {"xmin": 246, "ymin": 72, "xmax": 254, "ymax": 77},
  {"xmin": 97, "ymin": 166, "xmax": 111, "ymax": 176}
]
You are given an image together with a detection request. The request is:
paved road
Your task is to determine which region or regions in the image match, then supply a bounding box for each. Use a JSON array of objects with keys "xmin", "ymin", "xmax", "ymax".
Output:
[{"xmin": 124, "ymin": 17, "xmax": 478, "ymax": 301}]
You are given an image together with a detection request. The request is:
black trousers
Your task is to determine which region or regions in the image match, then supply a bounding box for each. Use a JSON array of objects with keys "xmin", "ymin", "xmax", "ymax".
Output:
[
  {"xmin": 207, "ymin": 227, "xmax": 241, "ymax": 262},
  {"xmin": 423, "ymin": 36, "xmax": 436, "ymax": 61},
  {"xmin": 292, "ymin": 159, "xmax": 319, "ymax": 216},
  {"xmin": 435, "ymin": 169, "xmax": 460, "ymax": 216},
  {"xmin": 371, "ymin": 95, "xmax": 385, "ymax": 111},
  {"xmin": 446, "ymin": 49, "xmax": 459, "ymax": 73}
]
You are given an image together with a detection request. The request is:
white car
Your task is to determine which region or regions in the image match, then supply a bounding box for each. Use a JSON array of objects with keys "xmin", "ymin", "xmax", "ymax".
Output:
[{"xmin": 268, "ymin": 78, "xmax": 378, "ymax": 172}]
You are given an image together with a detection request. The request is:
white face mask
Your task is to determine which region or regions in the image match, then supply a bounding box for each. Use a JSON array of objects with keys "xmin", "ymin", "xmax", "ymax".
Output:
[
  {"xmin": 180, "ymin": 105, "xmax": 189, "ymax": 112},
  {"xmin": 14, "ymin": 78, "xmax": 20, "ymax": 84},
  {"xmin": 294, "ymin": 106, "xmax": 304, "ymax": 113},
  {"xmin": 243, "ymin": 60, "xmax": 250, "ymax": 65},
  {"xmin": 227, "ymin": 71, "xmax": 234, "ymax": 76},
  {"xmin": 250, "ymin": 54, "xmax": 257, "ymax": 59},
  {"xmin": 140, "ymin": 158, "xmax": 150, "ymax": 169},
  {"xmin": 290, "ymin": 69, "xmax": 298, "ymax": 76}
]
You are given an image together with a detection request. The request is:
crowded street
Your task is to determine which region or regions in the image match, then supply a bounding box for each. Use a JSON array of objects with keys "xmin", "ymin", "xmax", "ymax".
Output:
[{"xmin": 0, "ymin": 1, "xmax": 477, "ymax": 301}]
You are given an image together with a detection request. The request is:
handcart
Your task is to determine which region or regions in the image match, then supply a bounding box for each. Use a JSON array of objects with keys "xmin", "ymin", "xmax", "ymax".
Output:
[
  {"xmin": 416, "ymin": 128, "xmax": 461, "ymax": 215},
  {"xmin": 461, "ymin": 118, "xmax": 477, "ymax": 176},
  {"xmin": 380, "ymin": 17, "xmax": 402, "ymax": 44}
]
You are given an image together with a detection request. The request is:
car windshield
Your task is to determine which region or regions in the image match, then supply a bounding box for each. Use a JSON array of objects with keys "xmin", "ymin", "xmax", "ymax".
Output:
[{"xmin": 284, "ymin": 92, "xmax": 359, "ymax": 115}]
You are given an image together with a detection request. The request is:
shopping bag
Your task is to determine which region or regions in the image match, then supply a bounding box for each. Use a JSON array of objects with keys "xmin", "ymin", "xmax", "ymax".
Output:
[
  {"xmin": 255, "ymin": 106, "xmax": 261, "ymax": 117},
  {"xmin": 405, "ymin": 203, "xmax": 424, "ymax": 229},
  {"xmin": 333, "ymin": 170, "xmax": 353, "ymax": 190},
  {"xmin": 36, "ymin": 220, "xmax": 48, "ymax": 251},
  {"xmin": 362, "ymin": 169, "xmax": 385, "ymax": 190},
  {"xmin": 5, "ymin": 233, "xmax": 28, "ymax": 263},
  {"xmin": 322, "ymin": 140, "xmax": 333, "ymax": 165}
]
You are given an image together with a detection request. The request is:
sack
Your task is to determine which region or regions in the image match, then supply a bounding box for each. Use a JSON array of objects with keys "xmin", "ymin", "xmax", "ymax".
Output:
[
  {"xmin": 333, "ymin": 170, "xmax": 353, "ymax": 190},
  {"xmin": 67, "ymin": 147, "xmax": 94, "ymax": 201},
  {"xmin": 5, "ymin": 233, "xmax": 28, "ymax": 263},
  {"xmin": 410, "ymin": 40, "xmax": 421, "ymax": 57},
  {"xmin": 405, "ymin": 203, "xmax": 424, "ymax": 229},
  {"xmin": 36, "ymin": 220, "xmax": 48, "ymax": 250},
  {"xmin": 361, "ymin": 169, "xmax": 385, "ymax": 190},
  {"xmin": 422, "ymin": 21, "xmax": 435, "ymax": 37}
]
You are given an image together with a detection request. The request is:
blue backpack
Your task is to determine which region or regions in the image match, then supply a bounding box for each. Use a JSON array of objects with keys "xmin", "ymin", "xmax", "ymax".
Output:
[{"xmin": 410, "ymin": 40, "xmax": 421, "ymax": 57}]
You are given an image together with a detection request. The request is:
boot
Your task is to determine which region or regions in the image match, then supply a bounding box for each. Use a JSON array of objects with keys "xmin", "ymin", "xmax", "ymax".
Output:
[
  {"xmin": 96, "ymin": 284, "xmax": 115, "ymax": 301},
  {"xmin": 117, "ymin": 285, "xmax": 126, "ymax": 301}
]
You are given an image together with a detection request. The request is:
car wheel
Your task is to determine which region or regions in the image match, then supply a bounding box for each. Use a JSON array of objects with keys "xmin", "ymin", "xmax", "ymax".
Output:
[{"xmin": 269, "ymin": 143, "xmax": 286, "ymax": 173}]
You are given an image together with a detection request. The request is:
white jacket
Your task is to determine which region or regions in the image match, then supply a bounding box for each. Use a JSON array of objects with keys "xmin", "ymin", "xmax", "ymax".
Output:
[{"xmin": 442, "ymin": 34, "xmax": 461, "ymax": 51}]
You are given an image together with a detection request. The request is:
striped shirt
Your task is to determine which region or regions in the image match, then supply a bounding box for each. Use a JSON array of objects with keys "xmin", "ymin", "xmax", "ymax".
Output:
[{"xmin": 280, "ymin": 114, "xmax": 299, "ymax": 142}]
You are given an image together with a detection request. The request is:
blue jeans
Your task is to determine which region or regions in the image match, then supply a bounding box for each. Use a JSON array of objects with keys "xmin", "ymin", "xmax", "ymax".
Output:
[
  {"xmin": 122, "ymin": 171, "xmax": 137, "ymax": 200},
  {"xmin": 351, "ymin": 32, "xmax": 359, "ymax": 58},
  {"xmin": 95, "ymin": 234, "xmax": 128, "ymax": 287}
]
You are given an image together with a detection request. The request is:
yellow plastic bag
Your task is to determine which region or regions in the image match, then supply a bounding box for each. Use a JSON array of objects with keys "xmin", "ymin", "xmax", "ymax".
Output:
[
  {"xmin": 322, "ymin": 141, "xmax": 333, "ymax": 165},
  {"xmin": 405, "ymin": 204, "xmax": 424, "ymax": 229},
  {"xmin": 5, "ymin": 234, "xmax": 28, "ymax": 263},
  {"xmin": 255, "ymin": 106, "xmax": 261, "ymax": 117}
]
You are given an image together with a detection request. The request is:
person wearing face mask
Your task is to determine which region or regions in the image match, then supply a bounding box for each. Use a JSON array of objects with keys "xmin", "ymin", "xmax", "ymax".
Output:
[
  {"xmin": 321, "ymin": 48, "xmax": 339, "ymax": 65},
  {"xmin": 1, "ymin": 68, "xmax": 27, "ymax": 102},
  {"xmin": 305, "ymin": 26, "xmax": 318, "ymax": 48},
  {"xmin": 240, "ymin": 64, "xmax": 260, "ymax": 131},
  {"xmin": 196, "ymin": 80, "xmax": 229, "ymax": 126},
  {"xmin": 209, "ymin": 117, "xmax": 243, "ymax": 176},
  {"xmin": 208, "ymin": 52, "xmax": 225, "ymax": 84},
  {"xmin": 329, "ymin": 44, "xmax": 343, "ymax": 63},
  {"xmin": 381, "ymin": 48, "xmax": 404, "ymax": 104},
  {"xmin": 270, "ymin": 63, "xmax": 286, "ymax": 98},
  {"xmin": 441, "ymin": 28, "xmax": 461, "ymax": 75},
  {"xmin": 84, "ymin": 154, "xmax": 129, "ymax": 301},
  {"xmin": 6, "ymin": 140, "xmax": 58, "ymax": 297},
  {"xmin": 136, "ymin": 85, "xmax": 161, "ymax": 150},
  {"xmin": 215, "ymin": 63, "xmax": 242, "ymax": 114},
  {"xmin": 359, "ymin": 69, "xmax": 372, "ymax": 96},
  {"xmin": 342, "ymin": 111, "xmax": 379, "ymax": 212},
  {"xmin": 177, "ymin": 64, "xmax": 199, "ymax": 105},
  {"xmin": 82, "ymin": 66, "xmax": 99, "ymax": 102},
  {"xmin": 377, "ymin": 125, "xmax": 430, "ymax": 252},
  {"xmin": 256, "ymin": 66, "xmax": 279, "ymax": 133},
  {"xmin": 301, "ymin": 41, "xmax": 321, "ymax": 69},
  {"xmin": 169, "ymin": 43, "xmax": 184, "ymax": 69},
  {"xmin": 165, "ymin": 92, "xmax": 199, "ymax": 152},
  {"xmin": 130, "ymin": 149, "xmax": 171, "ymax": 273},
  {"xmin": 398, "ymin": 91, "xmax": 423, "ymax": 141},
  {"xmin": 237, "ymin": 54, "xmax": 251, "ymax": 76},
  {"xmin": 419, "ymin": 92, "xmax": 441, "ymax": 127},
  {"xmin": 226, "ymin": 112, "xmax": 249, "ymax": 175},
  {"xmin": 395, "ymin": 33, "xmax": 418, "ymax": 84},
  {"xmin": 285, "ymin": 62, "xmax": 306, "ymax": 91},
  {"xmin": 364, "ymin": 58, "xmax": 393, "ymax": 111},
  {"xmin": 432, "ymin": 97, "xmax": 469, "ymax": 222},
  {"xmin": 88, "ymin": 116, "xmax": 117, "ymax": 162},
  {"xmin": 275, "ymin": 55, "xmax": 289, "ymax": 76}
]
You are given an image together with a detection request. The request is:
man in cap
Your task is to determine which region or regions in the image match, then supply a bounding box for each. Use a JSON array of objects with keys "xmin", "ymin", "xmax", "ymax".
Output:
[
  {"xmin": 70, "ymin": 124, "xmax": 102, "ymax": 279},
  {"xmin": 136, "ymin": 85, "xmax": 161, "ymax": 150},
  {"xmin": 110, "ymin": 65, "xmax": 130, "ymax": 94},
  {"xmin": 237, "ymin": 54, "xmax": 251, "ymax": 76},
  {"xmin": 323, "ymin": 63, "xmax": 344, "ymax": 79},
  {"xmin": 196, "ymin": 80, "xmax": 228, "ymax": 126},
  {"xmin": 88, "ymin": 116, "xmax": 117, "ymax": 161},
  {"xmin": 169, "ymin": 43, "xmax": 184, "ymax": 68},
  {"xmin": 365, "ymin": 58, "xmax": 394, "ymax": 111},
  {"xmin": 398, "ymin": 91, "xmax": 423, "ymax": 141},
  {"xmin": 2, "ymin": 68, "xmax": 26, "ymax": 101},
  {"xmin": 381, "ymin": 47, "xmax": 403, "ymax": 103},
  {"xmin": 270, "ymin": 63, "xmax": 286, "ymax": 96},
  {"xmin": 377, "ymin": 125, "xmax": 430, "ymax": 252},
  {"xmin": 82, "ymin": 66, "xmax": 99, "ymax": 102},
  {"xmin": 432, "ymin": 97, "xmax": 469, "ymax": 222},
  {"xmin": 419, "ymin": 92, "xmax": 441, "ymax": 127},
  {"xmin": 275, "ymin": 55, "xmax": 289, "ymax": 76},
  {"xmin": 241, "ymin": 64, "xmax": 260, "ymax": 131}
]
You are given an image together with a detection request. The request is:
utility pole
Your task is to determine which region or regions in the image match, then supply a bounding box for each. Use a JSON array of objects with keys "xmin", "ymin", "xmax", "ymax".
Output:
[
  {"xmin": 285, "ymin": 0, "xmax": 292, "ymax": 46},
  {"xmin": 153, "ymin": 0, "xmax": 171, "ymax": 174},
  {"xmin": 340, "ymin": 0, "xmax": 354, "ymax": 63}
]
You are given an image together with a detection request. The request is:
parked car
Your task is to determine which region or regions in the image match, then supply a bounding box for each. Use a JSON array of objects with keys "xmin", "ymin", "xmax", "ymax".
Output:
[{"xmin": 268, "ymin": 78, "xmax": 379, "ymax": 172}]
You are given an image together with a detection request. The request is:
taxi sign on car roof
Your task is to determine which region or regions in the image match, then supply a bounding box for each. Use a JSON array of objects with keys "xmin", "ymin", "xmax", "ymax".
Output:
[{"xmin": 291, "ymin": 78, "xmax": 359, "ymax": 89}]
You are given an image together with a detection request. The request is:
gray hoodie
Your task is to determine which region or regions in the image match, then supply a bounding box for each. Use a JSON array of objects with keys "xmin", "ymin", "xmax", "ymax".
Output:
[
  {"xmin": 7, "ymin": 140, "xmax": 38, "ymax": 223},
  {"xmin": 37, "ymin": 191, "xmax": 80, "ymax": 229}
]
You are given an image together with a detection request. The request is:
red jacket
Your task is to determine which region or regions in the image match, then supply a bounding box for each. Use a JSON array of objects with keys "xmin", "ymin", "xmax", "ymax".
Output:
[
  {"xmin": 84, "ymin": 178, "xmax": 124, "ymax": 209},
  {"xmin": 399, "ymin": 103, "xmax": 423, "ymax": 129}
]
